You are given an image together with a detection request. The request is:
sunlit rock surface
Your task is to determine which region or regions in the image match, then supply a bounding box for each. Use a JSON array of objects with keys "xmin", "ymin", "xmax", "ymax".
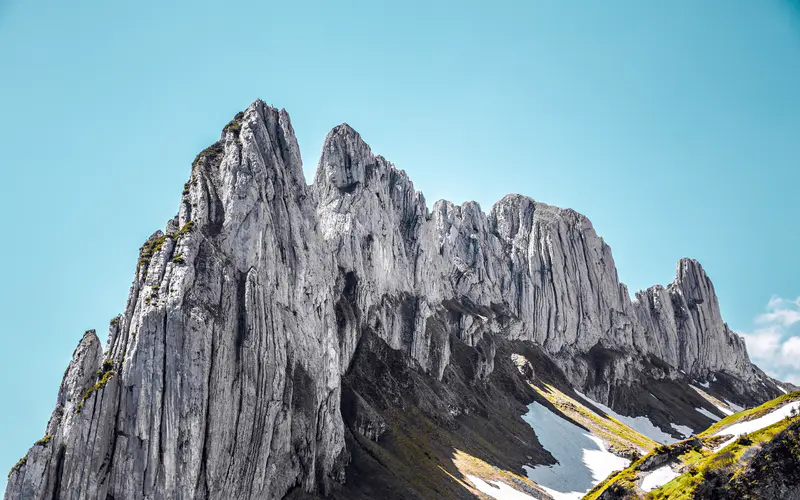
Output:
[{"xmin": 5, "ymin": 100, "xmax": 782, "ymax": 500}]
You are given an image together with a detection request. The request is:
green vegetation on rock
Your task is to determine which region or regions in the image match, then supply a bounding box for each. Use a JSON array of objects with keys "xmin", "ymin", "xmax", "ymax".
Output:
[
  {"xmin": 700, "ymin": 391, "xmax": 800, "ymax": 437},
  {"xmin": 138, "ymin": 234, "xmax": 171, "ymax": 269},
  {"xmin": 536, "ymin": 384, "xmax": 658, "ymax": 458},
  {"xmin": 223, "ymin": 111, "xmax": 245, "ymax": 138},
  {"xmin": 582, "ymin": 391, "xmax": 800, "ymax": 499},
  {"xmin": 76, "ymin": 370, "xmax": 116, "ymax": 414},
  {"xmin": 176, "ymin": 221, "xmax": 193, "ymax": 238},
  {"xmin": 8, "ymin": 455, "xmax": 27, "ymax": 479},
  {"xmin": 35, "ymin": 434, "xmax": 53, "ymax": 446},
  {"xmin": 192, "ymin": 142, "xmax": 225, "ymax": 168}
]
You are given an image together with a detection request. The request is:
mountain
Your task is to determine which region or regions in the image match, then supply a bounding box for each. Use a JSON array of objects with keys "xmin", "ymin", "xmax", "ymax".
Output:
[{"xmin": 5, "ymin": 100, "xmax": 786, "ymax": 500}]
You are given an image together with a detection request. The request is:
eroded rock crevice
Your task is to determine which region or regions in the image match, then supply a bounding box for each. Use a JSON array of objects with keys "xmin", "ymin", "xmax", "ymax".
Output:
[{"xmin": 6, "ymin": 100, "xmax": 784, "ymax": 500}]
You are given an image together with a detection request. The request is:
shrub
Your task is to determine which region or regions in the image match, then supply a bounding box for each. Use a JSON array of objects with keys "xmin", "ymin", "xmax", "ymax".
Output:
[
  {"xmin": 76, "ymin": 370, "xmax": 116, "ymax": 413},
  {"xmin": 714, "ymin": 450, "xmax": 736, "ymax": 468},
  {"xmin": 35, "ymin": 434, "xmax": 53, "ymax": 446},
  {"xmin": 192, "ymin": 142, "xmax": 225, "ymax": 168},
  {"xmin": 8, "ymin": 455, "xmax": 27, "ymax": 479},
  {"xmin": 176, "ymin": 221, "xmax": 193, "ymax": 238},
  {"xmin": 138, "ymin": 234, "xmax": 172, "ymax": 269},
  {"xmin": 223, "ymin": 118, "xmax": 242, "ymax": 136}
]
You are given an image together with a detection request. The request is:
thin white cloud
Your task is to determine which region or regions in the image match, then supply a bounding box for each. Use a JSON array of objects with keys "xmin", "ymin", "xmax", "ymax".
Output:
[
  {"xmin": 781, "ymin": 337, "xmax": 800, "ymax": 368},
  {"xmin": 744, "ymin": 327, "xmax": 782, "ymax": 359},
  {"xmin": 742, "ymin": 296, "xmax": 800, "ymax": 384},
  {"xmin": 756, "ymin": 296, "xmax": 800, "ymax": 327}
]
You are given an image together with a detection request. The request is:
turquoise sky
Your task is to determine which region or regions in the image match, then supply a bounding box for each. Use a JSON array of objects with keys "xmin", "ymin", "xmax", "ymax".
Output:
[{"xmin": 2, "ymin": 1, "xmax": 800, "ymax": 493}]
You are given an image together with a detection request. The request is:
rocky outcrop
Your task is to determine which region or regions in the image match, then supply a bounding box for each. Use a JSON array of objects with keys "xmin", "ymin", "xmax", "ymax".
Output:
[
  {"xmin": 314, "ymin": 124, "xmax": 646, "ymax": 389},
  {"xmin": 634, "ymin": 259, "xmax": 758, "ymax": 382},
  {"xmin": 8, "ymin": 104, "xmax": 347, "ymax": 500},
  {"xmin": 704, "ymin": 418, "xmax": 800, "ymax": 499},
  {"xmin": 5, "ymin": 100, "xmax": 782, "ymax": 500}
]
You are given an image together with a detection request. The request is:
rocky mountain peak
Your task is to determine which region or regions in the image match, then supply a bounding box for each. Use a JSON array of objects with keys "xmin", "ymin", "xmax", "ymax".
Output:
[
  {"xmin": 313, "ymin": 121, "xmax": 421, "ymax": 216},
  {"xmin": 487, "ymin": 193, "xmax": 536, "ymax": 242},
  {"xmin": 633, "ymin": 256, "xmax": 756, "ymax": 386},
  {"xmin": 674, "ymin": 257, "xmax": 715, "ymax": 305},
  {"xmin": 314, "ymin": 122, "xmax": 372, "ymax": 196},
  {"xmin": 5, "ymin": 101, "xmax": 783, "ymax": 500}
]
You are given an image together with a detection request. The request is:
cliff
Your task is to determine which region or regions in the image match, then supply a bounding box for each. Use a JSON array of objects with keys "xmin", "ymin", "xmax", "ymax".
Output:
[{"xmin": 5, "ymin": 100, "xmax": 782, "ymax": 500}]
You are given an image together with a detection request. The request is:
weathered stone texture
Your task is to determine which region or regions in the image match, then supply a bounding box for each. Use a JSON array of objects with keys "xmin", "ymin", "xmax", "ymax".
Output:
[{"xmin": 6, "ymin": 100, "xmax": 776, "ymax": 500}]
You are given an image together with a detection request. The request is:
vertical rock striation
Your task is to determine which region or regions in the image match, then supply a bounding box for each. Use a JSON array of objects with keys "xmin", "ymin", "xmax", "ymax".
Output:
[
  {"xmin": 6, "ymin": 100, "xmax": 781, "ymax": 500},
  {"xmin": 8, "ymin": 103, "xmax": 347, "ymax": 500},
  {"xmin": 633, "ymin": 258, "xmax": 756, "ymax": 382}
]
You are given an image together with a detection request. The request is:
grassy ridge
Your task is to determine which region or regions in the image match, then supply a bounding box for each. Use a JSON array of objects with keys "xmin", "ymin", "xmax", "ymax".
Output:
[
  {"xmin": 582, "ymin": 391, "xmax": 800, "ymax": 499},
  {"xmin": 534, "ymin": 384, "xmax": 659, "ymax": 457},
  {"xmin": 699, "ymin": 391, "xmax": 800, "ymax": 437},
  {"xmin": 648, "ymin": 420, "xmax": 788, "ymax": 499}
]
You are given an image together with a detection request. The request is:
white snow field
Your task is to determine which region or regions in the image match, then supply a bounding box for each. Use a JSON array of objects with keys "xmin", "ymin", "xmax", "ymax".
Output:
[
  {"xmin": 521, "ymin": 402, "xmax": 630, "ymax": 500},
  {"xmin": 725, "ymin": 400, "xmax": 744, "ymax": 413},
  {"xmin": 713, "ymin": 400, "xmax": 800, "ymax": 450},
  {"xmin": 575, "ymin": 391, "xmax": 678, "ymax": 444},
  {"xmin": 466, "ymin": 475, "xmax": 535, "ymax": 500},
  {"xmin": 695, "ymin": 407, "xmax": 721, "ymax": 422},
  {"xmin": 690, "ymin": 385, "xmax": 734, "ymax": 416},
  {"xmin": 712, "ymin": 402, "xmax": 734, "ymax": 416},
  {"xmin": 670, "ymin": 423, "xmax": 693, "ymax": 438},
  {"xmin": 640, "ymin": 464, "xmax": 680, "ymax": 492}
]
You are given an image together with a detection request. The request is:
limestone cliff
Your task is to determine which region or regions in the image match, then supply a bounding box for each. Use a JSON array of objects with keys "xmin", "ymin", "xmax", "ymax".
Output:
[
  {"xmin": 634, "ymin": 258, "xmax": 756, "ymax": 383},
  {"xmin": 5, "ymin": 100, "xmax": 782, "ymax": 500}
]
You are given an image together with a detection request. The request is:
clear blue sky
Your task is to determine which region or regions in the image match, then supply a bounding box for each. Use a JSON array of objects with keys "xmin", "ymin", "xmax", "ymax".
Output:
[{"xmin": 2, "ymin": 1, "xmax": 800, "ymax": 493}]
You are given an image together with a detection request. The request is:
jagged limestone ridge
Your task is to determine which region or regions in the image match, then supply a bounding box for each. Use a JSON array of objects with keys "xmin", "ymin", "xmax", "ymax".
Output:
[{"xmin": 5, "ymin": 100, "xmax": 779, "ymax": 500}]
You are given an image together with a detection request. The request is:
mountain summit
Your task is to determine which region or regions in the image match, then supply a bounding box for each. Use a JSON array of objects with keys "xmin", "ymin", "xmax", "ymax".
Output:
[{"xmin": 6, "ymin": 100, "xmax": 785, "ymax": 500}]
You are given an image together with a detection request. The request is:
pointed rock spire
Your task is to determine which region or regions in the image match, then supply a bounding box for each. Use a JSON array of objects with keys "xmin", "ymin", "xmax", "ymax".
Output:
[
  {"xmin": 314, "ymin": 122, "xmax": 375, "ymax": 202},
  {"xmin": 5, "ymin": 100, "xmax": 780, "ymax": 500}
]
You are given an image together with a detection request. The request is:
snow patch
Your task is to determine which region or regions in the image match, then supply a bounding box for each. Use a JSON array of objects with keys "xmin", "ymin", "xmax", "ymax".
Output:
[
  {"xmin": 712, "ymin": 402, "xmax": 734, "ymax": 416},
  {"xmin": 467, "ymin": 475, "xmax": 535, "ymax": 500},
  {"xmin": 576, "ymin": 391, "xmax": 678, "ymax": 444},
  {"xmin": 521, "ymin": 402, "xmax": 630, "ymax": 499},
  {"xmin": 779, "ymin": 386, "xmax": 788, "ymax": 395},
  {"xmin": 535, "ymin": 486, "xmax": 586, "ymax": 500},
  {"xmin": 695, "ymin": 407, "xmax": 721, "ymax": 422},
  {"xmin": 713, "ymin": 401, "xmax": 800, "ymax": 450},
  {"xmin": 640, "ymin": 465, "xmax": 680, "ymax": 492},
  {"xmin": 690, "ymin": 385, "xmax": 735, "ymax": 416},
  {"xmin": 670, "ymin": 423, "xmax": 693, "ymax": 438},
  {"xmin": 725, "ymin": 400, "xmax": 744, "ymax": 413}
]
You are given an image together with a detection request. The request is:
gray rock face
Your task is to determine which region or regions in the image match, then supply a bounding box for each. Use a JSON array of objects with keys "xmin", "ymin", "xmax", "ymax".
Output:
[
  {"xmin": 633, "ymin": 258, "xmax": 756, "ymax": 382},
  {"xmin": 5, "ymin": 100, "xmax": 777, "ymax": 500}
]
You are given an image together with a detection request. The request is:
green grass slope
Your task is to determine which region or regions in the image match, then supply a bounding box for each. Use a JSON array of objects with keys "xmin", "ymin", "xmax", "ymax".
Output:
[{"xmin": 583, "ymin": 391, "xmax": 800, "ymax": 500}]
